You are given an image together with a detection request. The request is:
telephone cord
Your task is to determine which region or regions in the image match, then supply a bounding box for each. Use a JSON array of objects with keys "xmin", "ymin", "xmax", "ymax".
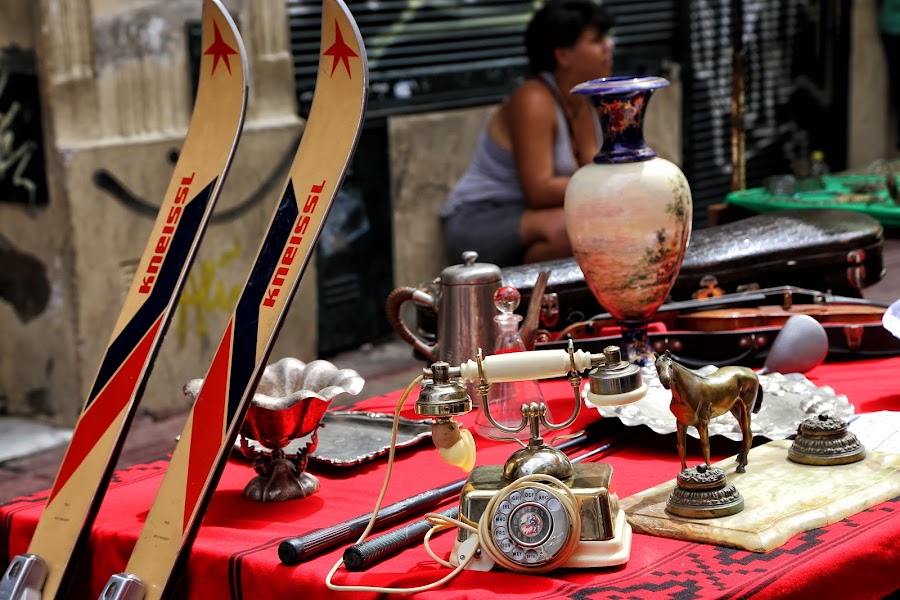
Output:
[
  {"xmin": 325, "ymin": 374, "xmax": 480, "ymax": 594},
  {"xmin": 476, "ymin": 475, "xmax": 582, "ymax": 573}
]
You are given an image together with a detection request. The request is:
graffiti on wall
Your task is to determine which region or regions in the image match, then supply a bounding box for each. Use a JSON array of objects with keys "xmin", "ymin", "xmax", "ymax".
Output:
[
  {"xmin": 0, "ymin": 232, "xmax": 50, "ymax": 322},
  {"xmin": 0, "ymin": 47, "xmax": 50, "ymax": 322},
  {"xmin": 93, "ymin": 129, "xmax": 298, "ymax": 223},
  {"xmin": 0, "ymin": 46, "xmax": 47, "ymax": 209},
  {"xmin": 176, "ymin": 236, "xmax": 243, "ymax": 348},
  {"xmin": 93, "ymin": 136, "xmax": 298, "ymax": 346}
]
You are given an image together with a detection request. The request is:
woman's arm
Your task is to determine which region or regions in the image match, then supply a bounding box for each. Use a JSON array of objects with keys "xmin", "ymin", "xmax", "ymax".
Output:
[{"xmin": 505, "ymin": 80, "xmax": 572, "ymax": 210}]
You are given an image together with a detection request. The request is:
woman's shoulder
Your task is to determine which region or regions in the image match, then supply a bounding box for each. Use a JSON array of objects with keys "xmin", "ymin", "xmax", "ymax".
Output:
[
  {"xmin": 509, "ymin": 77, "xmax": 555, "ymax": 102},
  {"xmin": 506, "ymin": 77, "xmax": 559, "ymax": 120}
]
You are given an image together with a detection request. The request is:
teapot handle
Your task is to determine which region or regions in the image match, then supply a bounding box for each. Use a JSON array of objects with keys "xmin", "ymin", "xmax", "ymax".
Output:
[{"xmin": 385, "ymin": 287, "xmax": 438, "ymax": 362}]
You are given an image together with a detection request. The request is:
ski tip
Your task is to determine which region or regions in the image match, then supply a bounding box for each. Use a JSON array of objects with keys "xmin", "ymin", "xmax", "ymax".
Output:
[
  {"xmin": 317, "ymin": 0, "xmax": 369, "ymax": 96},
  {"xmin": 202, "ymin": 0, "xmax": 250, "ymax": 88},
  {"xmin": 325, "ymin": 0, "xmax": 370, "ymax": 92}
]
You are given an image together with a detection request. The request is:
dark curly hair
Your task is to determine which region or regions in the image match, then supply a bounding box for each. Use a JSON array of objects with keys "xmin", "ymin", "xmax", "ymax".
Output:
[{"xmin": 524, "ymin": 0, "xmax": 615, "ymax": 73}]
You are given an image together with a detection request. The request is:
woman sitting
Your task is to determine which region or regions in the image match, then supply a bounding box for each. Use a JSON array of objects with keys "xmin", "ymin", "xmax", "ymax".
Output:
[{"xmin": 441, "ymin": 0, "xmax": 614, "ymax": 267}]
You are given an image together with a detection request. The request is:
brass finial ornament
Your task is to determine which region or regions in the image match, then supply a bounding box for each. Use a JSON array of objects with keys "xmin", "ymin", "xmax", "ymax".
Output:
[
  {"xmin": 666, "ymin": 464, "xmax": 745, "ymax": 519},
  {"xmin": 788, "ymin": 413, "xmax": 866, "ymax": 466}
]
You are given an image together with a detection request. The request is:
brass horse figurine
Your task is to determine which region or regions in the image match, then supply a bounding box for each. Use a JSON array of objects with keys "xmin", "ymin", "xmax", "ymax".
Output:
[{"xmin": 654, "ymin": 352, "xmax": 763, "ymax": 473}]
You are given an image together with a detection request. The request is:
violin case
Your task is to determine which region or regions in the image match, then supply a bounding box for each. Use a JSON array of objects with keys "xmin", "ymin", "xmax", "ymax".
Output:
[{"xmin": 503, "ymin": 208, "xmax": 885, "ymax": 331}]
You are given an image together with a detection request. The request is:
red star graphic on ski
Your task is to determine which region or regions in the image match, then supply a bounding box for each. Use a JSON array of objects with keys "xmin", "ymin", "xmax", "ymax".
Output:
[
  {"xmin": 204, "ymin": 21, "xmax": 237, "ymax": 75},
  {"xmin": 323, "ymin": 21, "xmax": 359, "ymax": 78}
]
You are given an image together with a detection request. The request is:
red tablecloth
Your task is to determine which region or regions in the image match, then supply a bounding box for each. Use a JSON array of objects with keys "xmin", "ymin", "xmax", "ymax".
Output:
[{"xmin": 3, "ymin": 358, "xmax": 900, "ymax": 599}]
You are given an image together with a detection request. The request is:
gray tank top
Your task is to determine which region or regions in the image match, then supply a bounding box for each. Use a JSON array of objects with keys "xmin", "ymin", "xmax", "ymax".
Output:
[{"xmin": 441, "ymin": 72, "xmax": 601, "ymax": 217}]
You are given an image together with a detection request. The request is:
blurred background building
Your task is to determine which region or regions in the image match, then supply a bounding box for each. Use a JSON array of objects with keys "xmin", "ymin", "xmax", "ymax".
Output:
[{"xmin": 0, "ymin": 0, "xmax": 893, "ymax": 424}]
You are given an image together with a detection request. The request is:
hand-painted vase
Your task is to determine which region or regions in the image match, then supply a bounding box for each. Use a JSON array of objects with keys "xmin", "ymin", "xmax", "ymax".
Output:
[{"xmin": 564, "ymin": 76, "xmax": 692, "ymax": 365}]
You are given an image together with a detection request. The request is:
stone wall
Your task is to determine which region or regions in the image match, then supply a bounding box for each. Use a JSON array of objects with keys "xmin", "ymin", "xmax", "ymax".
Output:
[
  {"xmin": 848, "ymin": 0, "xmax": 897, "ymax": 166},
  {"xmin": 0, "ymin": 0, "xmax": 78, "ymax": 419},
  {"xmin": 388, "ymin": 106, "xmax": 494, "ymax": 288},
  {"xmin": 0, "ymin": 0, "xmax": 34, "ymax": 47}
]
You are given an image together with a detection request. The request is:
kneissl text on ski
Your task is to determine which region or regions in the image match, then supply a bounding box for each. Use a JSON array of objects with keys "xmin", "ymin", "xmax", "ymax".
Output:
[
  {"xmin": 0, "ymin": 3, "xmax": 248, "ymax": 600},
  {"xmin": 99, "ymin": 1, "xmax": 367, "ymax": 598}
]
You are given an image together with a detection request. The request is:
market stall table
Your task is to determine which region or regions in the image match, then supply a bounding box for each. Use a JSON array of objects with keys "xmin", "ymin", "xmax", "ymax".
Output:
[{"xmin": 3, "ymin": 358, "xmax": 900, "ymax": 599}]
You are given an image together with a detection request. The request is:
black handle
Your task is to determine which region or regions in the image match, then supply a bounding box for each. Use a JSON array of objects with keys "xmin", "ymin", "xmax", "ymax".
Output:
[
  {"xmin": 278, "ymin": 484, "xmax": 464, "ymax": 565},
  {"xmin": 343, "ymin": 506, "xmax": 459, "ymax": 571}
]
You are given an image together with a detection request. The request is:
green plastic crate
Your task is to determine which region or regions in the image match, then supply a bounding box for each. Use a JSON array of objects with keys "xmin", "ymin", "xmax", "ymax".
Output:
[{"xmin": 725, "ymin": 173, "xmax": 900, "ymax": 226}]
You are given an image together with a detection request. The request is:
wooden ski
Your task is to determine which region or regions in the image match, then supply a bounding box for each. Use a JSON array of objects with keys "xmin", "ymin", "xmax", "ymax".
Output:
[
  {"xmin": 0, "ymin": 3, "xmax": 248, "ymax": 599},
  {"xmin": 98, "ymin": 1, "xmax": 367, "ymax": 598}
]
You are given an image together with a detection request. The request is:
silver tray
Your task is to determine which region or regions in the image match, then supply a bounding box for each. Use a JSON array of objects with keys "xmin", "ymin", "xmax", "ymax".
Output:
[
  {"xmin": 584, "ymin": 366, "xmax": 853, "ymax": 441},
  {"xmin": 236, "ymin": 411, "xmax": 435, "ymax": 467}
]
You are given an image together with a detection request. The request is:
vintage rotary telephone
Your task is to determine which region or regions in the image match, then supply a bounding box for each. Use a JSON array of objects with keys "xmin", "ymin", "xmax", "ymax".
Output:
[
  {"xmin": 419, "ymin": 343, "xmax": 646, "ymax": 573},
  {"xmin": 326, "ymin": 342, "xmax": 647, "ymax": 593}
]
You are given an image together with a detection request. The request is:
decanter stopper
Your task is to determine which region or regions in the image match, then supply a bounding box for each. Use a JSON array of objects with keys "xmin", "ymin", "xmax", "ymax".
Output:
[{"xmin": 494, "ymin": 285, "xmax": 521, "ymax": 316}]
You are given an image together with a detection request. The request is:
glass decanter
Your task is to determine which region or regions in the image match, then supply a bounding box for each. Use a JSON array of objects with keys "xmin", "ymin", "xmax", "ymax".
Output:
[{"xmin": 473, "ymin": 286, "xmax": 550, "ymax": 438}]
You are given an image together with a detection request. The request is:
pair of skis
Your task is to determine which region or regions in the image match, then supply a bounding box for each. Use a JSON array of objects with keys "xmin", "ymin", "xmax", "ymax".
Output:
[{"xmin": 0, "ymin": 0, "xmax": 368, "ymax": 598}]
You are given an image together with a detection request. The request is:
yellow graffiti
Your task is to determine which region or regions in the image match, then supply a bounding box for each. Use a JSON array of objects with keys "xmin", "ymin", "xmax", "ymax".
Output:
[{"xmin": 176, "ymin": 237, "xmax": 243, "ymax": 347}]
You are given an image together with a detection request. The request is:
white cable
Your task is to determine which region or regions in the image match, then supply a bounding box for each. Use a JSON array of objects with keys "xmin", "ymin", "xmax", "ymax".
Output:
[
  {"xmin": 422, "ymin": 520, "xmax": 460, "ymax": 568},
  {"xmin": 326, "ymin": 374, "xmax": 480, "ymax": 594}
]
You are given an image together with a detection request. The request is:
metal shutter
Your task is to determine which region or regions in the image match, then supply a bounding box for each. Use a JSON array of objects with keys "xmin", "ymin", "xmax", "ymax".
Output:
[
  {"xmin": 287, "ymin": 1, "xmax": 679, "ymax": 117},
  {"xmin": 681, "ymin": 0, "xmax": 850, "ymax": 227}
]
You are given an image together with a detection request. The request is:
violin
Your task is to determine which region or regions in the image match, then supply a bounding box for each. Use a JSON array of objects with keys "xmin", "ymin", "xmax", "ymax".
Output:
[
  {"xmin": 551, "ymin": 287, "xmax": 887, "ymax": 341},
  {"xmin": 677, "ymin": 304, "xmax": 885, "ymax": 332}
]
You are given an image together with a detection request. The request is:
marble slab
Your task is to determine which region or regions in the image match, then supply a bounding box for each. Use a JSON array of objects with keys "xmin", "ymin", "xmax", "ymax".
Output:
[{"xmin": 620, "ymin": 440, "xmax": 900, "ymax": 552}]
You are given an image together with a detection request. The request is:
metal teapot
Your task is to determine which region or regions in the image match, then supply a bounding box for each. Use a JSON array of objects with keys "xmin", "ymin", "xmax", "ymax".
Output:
[{"xmin": 386, "ymin": 251, "xmax": 549, "ymax": 365}]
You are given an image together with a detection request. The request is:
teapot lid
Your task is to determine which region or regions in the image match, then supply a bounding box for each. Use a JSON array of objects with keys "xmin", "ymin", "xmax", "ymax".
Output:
[{"xmin": 441, "ymin": 251, "xmax": 502, "ymax": 285}]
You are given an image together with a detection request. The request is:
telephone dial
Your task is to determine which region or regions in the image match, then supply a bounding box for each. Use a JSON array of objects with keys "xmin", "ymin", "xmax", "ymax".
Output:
[{"xmin": 454, "ymin": 463, "xmax": 631, "ymax": 572}]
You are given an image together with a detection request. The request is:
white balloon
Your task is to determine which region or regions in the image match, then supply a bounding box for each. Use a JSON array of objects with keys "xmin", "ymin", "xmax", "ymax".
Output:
[{"xmin": 758, "ymin": 314, "xmax": 829, "ymax": 375}]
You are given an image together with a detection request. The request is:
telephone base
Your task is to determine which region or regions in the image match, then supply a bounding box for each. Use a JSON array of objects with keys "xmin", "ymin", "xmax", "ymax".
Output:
[
  {"xmin": 451, "ymin": 509, "xmax": 632, "ymax": 570},
  {"xmin": 562, "ymin": 509, "xmax": 632, "ymax": 568}
]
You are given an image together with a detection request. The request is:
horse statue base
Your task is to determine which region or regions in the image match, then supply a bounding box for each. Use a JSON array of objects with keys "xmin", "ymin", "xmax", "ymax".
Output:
[{"xmin": 666, "ymin": 464, "xmax": 744, "ymax": 519}]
